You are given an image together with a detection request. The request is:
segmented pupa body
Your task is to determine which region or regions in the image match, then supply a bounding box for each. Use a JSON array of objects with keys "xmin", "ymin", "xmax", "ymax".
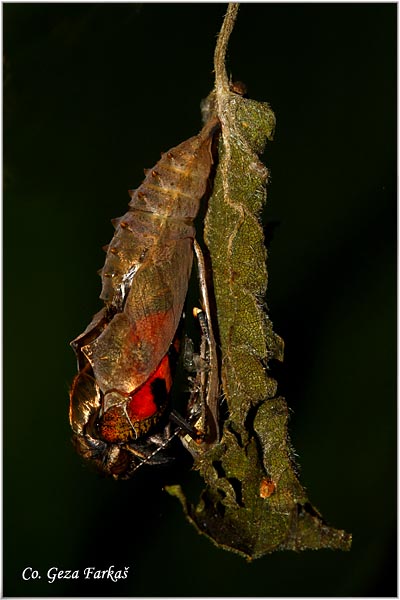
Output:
[{"xmin": 70, "ymin": 117, "xmax": 218, "ymax": 476}]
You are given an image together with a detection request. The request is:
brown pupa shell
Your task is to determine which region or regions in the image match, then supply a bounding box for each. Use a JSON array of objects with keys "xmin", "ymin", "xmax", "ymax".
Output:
[{"xmin": 71, "ymin": 117, "xmax": 218, "ymax": 407}]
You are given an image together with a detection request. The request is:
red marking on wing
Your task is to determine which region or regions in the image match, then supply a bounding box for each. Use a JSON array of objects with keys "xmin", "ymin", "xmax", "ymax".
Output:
[
  {"xmin": 98, "ymin": 352, "xmax": 173, "ymax": 444},
  {"xmin": 127, "ymin": 353, "xmax": 172, "ymax": 421}
]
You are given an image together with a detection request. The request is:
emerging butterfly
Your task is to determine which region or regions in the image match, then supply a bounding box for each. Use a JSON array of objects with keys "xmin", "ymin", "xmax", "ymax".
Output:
[{"xmin": 69, "ymin": 116, "xmax": 220, "ymax": 478}]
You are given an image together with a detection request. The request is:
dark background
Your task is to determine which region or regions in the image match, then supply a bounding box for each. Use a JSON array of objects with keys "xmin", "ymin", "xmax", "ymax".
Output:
[{"xmin": 4, "ymin": 3, "xmax": 396, "ymax": 597}]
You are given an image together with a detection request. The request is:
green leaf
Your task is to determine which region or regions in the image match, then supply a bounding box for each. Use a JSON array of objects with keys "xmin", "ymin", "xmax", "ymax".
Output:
[{"xmin": 167, "ymin": 4, "xmax": 351, "ymax": 559}]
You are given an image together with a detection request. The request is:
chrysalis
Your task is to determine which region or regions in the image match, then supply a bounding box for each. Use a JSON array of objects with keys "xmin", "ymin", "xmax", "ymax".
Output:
[{"xmin": 70, "ymin": 116, "xmax": 219, "ymax": 478}]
